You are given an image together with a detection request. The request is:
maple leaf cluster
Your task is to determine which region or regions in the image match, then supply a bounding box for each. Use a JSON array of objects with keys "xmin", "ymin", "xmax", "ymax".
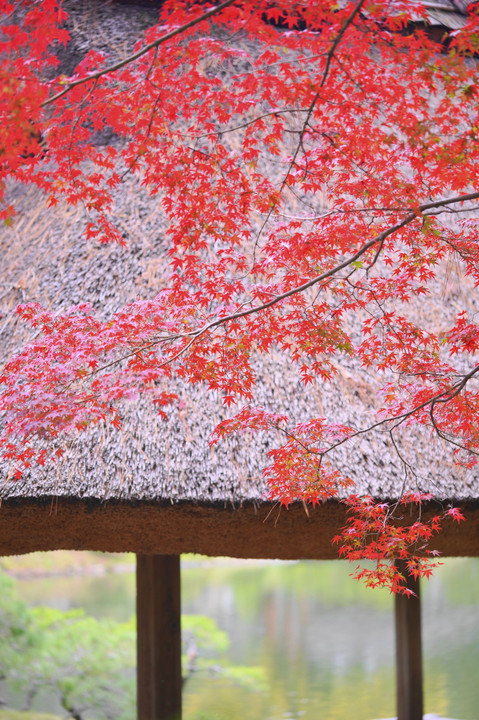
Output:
[{"xmin": 2, "ymin": 0, "xmax": 479, "ymax": 590}]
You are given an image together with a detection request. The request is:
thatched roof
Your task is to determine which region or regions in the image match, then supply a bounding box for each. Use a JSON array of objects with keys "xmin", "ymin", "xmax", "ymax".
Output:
[
  {"xmin": 1, "ymin": 0, "xmax": 479, "ymax": 559},
  {"xmin": 0, "ymin": 173, "xmax": 477, "ymax": 499},
  {"xmin": 421, "ymin": 1, "xmax": 473, "ymax": 28},
  {"xmin": 1, "ymin": 174, "xmax": 478, "ymax": 558}
]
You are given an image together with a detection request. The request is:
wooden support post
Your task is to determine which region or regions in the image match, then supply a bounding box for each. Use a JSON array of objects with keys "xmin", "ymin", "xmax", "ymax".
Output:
[
  {"xmin": 137, "ymin": 554, "xmax": 182, "ymax": 720},
  {"xmin": 395, "ymin": 561, "xmax": 423, "ymax": 720}
]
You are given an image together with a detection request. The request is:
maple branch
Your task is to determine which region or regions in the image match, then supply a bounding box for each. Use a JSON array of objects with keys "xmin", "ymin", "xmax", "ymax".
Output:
[
  {"xmin": 120, "ymin": 86, "xmax": 163, "ymax": 180},
  {"xmin": 207, "ymin": 190, "xmax": 479, "ymax": 324},
  {"xmin": 428, "ymin": 402, "xmax": 470, "ymax": 455},
  {"xmin": 414, "ymin": 191, "xmax": 479, "ymax": 212},
  {"xmin": 280, "ymin": 0, "xmax": 367, "ymax": 195},
  {"xmin": 72, "ymin": 189, "xmax": 479, "ymax": 387},
  {"xmin": 79, "ymin": 213, "xmax": 417, "ymax": 382},
  {"xmin": 42, "ymin": 0, "xmax": 239, "ymax": 107},
  {"xmin": 387, "ymin": 428, "xmax": 418, "ymax": 490},
  {"xmin": 311, "ymin": 362, "xmax": 479, "ymax": 466},
  {"xmin": 319, "ymin": 0, "xmax": 367, "ymax": 90},
  {"xmin": 425, "ymin": 364, "xmax": 479, "ymax": 457},
  {"xmin": 194, "ymin": 108, "xmax": 309, "ymax": 139}
]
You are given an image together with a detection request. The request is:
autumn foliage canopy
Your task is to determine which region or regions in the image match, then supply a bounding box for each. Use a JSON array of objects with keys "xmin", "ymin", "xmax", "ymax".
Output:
[{"xmin": 2, "ymin": 0, "xmax": 479, "ymax": 591}]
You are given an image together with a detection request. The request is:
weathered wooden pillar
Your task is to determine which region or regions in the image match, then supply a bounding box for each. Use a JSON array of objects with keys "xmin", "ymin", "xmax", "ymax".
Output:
[
  {"xmin": 136, "ymin": 554, "xmax": 182, "ymax": 720},
  {"xmin": 395, "ymin": 561, "xmax": 423, "ymax": 720}
]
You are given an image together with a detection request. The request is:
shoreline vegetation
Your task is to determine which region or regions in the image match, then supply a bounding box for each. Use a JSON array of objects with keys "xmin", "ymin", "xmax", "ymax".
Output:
[
  {"xmin": 0, "ymin": 552, "xmax": 135, "ymax": 579},
  {"xmin": 0, "ymin": 555, "xmax": 268, "ymax": 720},
  {"xmin": 0, "ymin": 712, "xmax": 61, "ymax": 720},
  {"xmin": 0, "ymin": 552, "xmax": 281, "ymax": 580}
]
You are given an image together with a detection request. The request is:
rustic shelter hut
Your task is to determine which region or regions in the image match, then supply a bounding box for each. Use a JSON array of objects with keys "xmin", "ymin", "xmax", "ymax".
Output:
[{"xmin": 1, "ymin": 2, "xmax": 479, "ymax": 720}]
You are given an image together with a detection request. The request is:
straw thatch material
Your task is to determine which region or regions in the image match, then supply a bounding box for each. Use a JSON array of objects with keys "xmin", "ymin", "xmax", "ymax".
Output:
[
  {"xmin": 421, "ymin": 1, "xmax": 473, "ymax": 29},
  {"xmin": 1, "ymin": 175, "xmax": 479, "ymax": 558}
]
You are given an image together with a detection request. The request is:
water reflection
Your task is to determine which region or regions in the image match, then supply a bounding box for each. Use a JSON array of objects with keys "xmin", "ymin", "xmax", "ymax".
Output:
[{"xmin": 7, "ymin": 556, "xmax": 479, "ymax": 720}]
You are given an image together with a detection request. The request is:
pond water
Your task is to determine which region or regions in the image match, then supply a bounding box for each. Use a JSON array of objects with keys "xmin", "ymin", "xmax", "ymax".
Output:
[{"xmin": 4, "ymin": 555, "xmax": 479, "ymax": 720}]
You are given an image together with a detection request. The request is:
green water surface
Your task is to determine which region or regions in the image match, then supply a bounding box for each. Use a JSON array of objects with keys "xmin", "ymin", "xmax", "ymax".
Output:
[{"xmin": 7, "ymin": 556, "xmax": 479, "ymax": 720}]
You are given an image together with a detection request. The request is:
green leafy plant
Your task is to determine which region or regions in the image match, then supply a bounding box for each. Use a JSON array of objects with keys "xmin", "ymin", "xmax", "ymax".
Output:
[{"xmin": 0, "ymin": 570, "xmax": 265, "ymax": 720}]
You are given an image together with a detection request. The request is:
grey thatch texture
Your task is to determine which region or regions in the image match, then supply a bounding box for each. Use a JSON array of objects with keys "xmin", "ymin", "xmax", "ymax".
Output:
[
  {"xmin": 422, "ymin": 1, "xmax": 472, "ymax": 14},
  {"xmin": 0, "ymin": 0, "xmax": 478, "ymax": 511},
  {"xmin": 1, "ymin": 176, "xmax": 478, "ymax": 506}
]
